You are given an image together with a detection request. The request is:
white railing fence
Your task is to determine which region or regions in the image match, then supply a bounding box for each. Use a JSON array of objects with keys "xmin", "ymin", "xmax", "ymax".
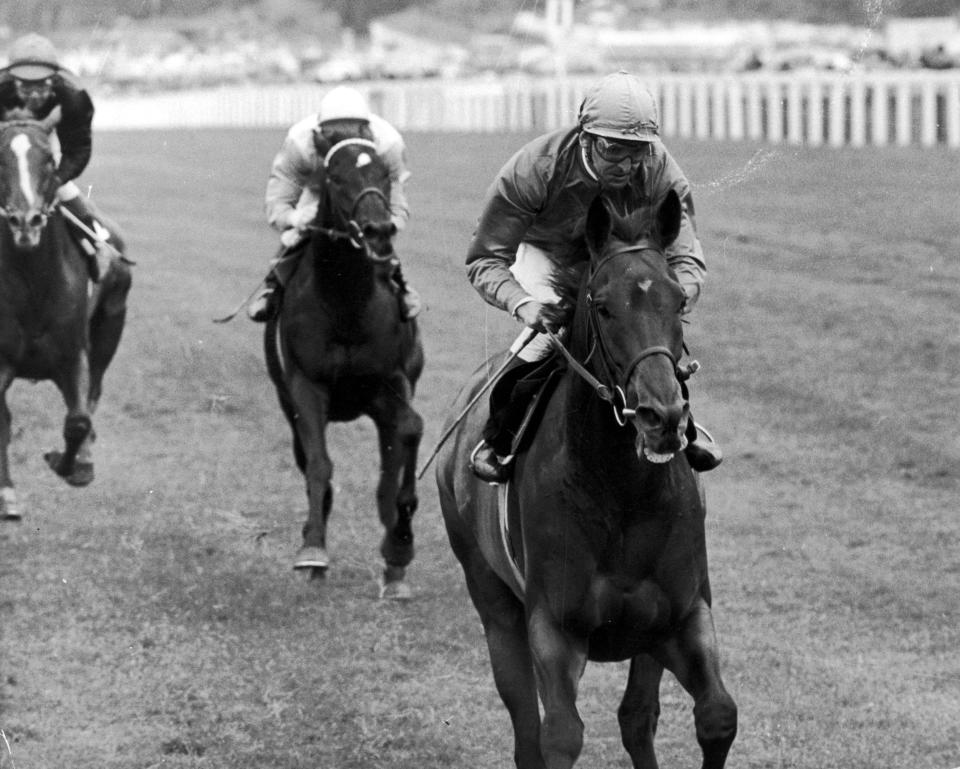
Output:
[{"xmin": 94, "ymin": 72, "xmax": 960, "ymax": 148}]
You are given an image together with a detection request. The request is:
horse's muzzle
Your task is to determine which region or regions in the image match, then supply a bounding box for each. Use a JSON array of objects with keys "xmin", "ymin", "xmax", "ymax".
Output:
[
  {"xmin": 630, "ymin": 400, "xmax": 690, "ymax": 464},
  {"xmin": 7, "ymin": 210, "xmax": 46, "ymax": 249}
]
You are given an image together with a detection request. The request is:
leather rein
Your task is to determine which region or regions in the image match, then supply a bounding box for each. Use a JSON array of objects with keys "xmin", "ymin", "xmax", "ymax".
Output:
[{"xmin": 546, "ymin": 245, "xmax": 697, "ymax": 427}]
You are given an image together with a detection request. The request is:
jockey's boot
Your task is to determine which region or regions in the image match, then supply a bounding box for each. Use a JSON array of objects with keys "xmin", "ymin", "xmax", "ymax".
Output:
[
  {"xmin": 60, "ymin": 195, "xmax": 104, "ymax": 281},
  {"xmin": 391, "ymin": 262, "xmax": 422, "ymax": 320},
  {"xmin": 247, "ymin": 272, "xmax": 280, "ymax": 322},
  {"xmin": 470, "ymin": 440, "xmax": 512, "ymax": 484},
  {"xmin": 684, "ymin": 419, "xmax": 723, "ymax": 472}
]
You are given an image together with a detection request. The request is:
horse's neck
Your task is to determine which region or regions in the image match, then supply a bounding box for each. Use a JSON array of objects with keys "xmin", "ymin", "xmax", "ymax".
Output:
[{"xmin": 0, "ymin": 224, "xmax": 86, "ymax": 310}]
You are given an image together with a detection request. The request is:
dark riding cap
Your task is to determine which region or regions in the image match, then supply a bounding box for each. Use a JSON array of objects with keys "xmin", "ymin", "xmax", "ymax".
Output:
[
  {"xmin": 578, "ymin": 71, "xmax": 660, "ymax": 142},
  {"xmin": 4, "ymin": 33, "xmax": 62, "ymax": 80}
]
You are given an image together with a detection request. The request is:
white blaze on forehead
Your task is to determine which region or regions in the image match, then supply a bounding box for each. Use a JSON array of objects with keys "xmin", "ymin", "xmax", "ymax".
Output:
[
  {"xmin": 10, "ymin": 133, "xmax": 37, "ymax": 207},
  {"xmin": 356, "ymin": 152, "xmax": 372, "ymax": 168}
]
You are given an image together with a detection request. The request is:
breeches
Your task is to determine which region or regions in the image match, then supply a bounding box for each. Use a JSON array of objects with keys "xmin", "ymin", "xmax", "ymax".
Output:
[{"xmin": 509, "ymin": 242, "xmax": 560, "ymax": 362}]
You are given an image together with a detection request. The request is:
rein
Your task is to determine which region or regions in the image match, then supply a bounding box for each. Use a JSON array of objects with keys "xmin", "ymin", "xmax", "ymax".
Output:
[{"xmin": 547, "ymin": 246, "xmax": 696, "ymax": 427}]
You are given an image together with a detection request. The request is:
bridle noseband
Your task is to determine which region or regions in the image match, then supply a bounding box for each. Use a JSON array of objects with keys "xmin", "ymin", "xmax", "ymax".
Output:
[{"xmin": 548, "ymin": 245, "xmax": 693, "ymax": 427}]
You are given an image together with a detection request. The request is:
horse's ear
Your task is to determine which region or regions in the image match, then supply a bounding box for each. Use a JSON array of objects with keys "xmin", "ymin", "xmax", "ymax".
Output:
[
  {"xmin": 584, "ymin": 196, "xmax": 612, "ymax": 257},
  {"xmin": 657, "ymin": 189, "xmax": 682, "ymax": 247}
]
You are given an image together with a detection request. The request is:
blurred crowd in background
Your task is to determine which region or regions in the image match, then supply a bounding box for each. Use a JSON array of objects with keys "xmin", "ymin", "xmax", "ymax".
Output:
[{"xmin": 1, "ymin": 3, "xmax": 958, "ymax": 93}]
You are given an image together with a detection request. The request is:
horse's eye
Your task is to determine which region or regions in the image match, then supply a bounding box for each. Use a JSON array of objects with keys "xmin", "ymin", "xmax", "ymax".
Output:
[{"xmin": 596, "ymin": 304, "xmax": 612, "ymax": 318}]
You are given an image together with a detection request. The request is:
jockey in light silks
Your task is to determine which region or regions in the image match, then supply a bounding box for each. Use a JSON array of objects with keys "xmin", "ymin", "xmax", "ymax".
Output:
[
  {"xmin": 0, "ymin": 33, "xmax": 111, "ymax": 280},
  {"xmin": 465, "ymin": 70, "xmax": 722, "ymax": 483},
  {"xmin": 248, "ymin": 85, "xmax": 420, "ymax": 321}
]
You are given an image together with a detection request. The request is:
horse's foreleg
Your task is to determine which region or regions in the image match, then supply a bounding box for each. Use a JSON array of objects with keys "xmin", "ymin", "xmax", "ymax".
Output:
[
  {"xmin": 618, "ymin": 654, "xmax": 664, "ymax": 769},
  {"xmin": 527, "ymin": 609, "xmax": 589, "ymax": 769},
  {"xmin": 288, "ymin": 373, "xmax": 333, "ymax": 574},
  {"xmin": 655, "ymin": 599, "xmax": 737, "ymax": 769},
  {"xmin": 45, "ymin": 353, "xmax": 93, "ymax": 487},
  {"xmin": 0, "ymin": 371, "xmax": 19, "ymax": 519}
]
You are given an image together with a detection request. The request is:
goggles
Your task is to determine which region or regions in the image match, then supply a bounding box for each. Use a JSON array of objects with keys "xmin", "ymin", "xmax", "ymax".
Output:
[{"xmin": 592, "ymin": 135, "xmax": 648, "ymax": 164}]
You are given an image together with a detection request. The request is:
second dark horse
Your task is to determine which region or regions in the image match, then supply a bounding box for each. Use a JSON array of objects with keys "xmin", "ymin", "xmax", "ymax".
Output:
[
  {"xmin": 0, "ymin": 119, "xmax": 131, "ymax": 520},
  {"xmin": 264, "ymin": 135, "xmax": 424, "ymax": 599}
]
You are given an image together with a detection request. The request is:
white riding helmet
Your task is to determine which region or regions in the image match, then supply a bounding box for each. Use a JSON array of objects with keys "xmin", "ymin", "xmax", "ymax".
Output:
[
  {"xmin": 578, "ymin": 71, "xmax": 659, "ymax": 142},
  {"xmin": 5, "ymin": 33, "xmax": 61, "ymax": 80},
  {"xmin": 318, "ymin": 86, "xmax": 371, "ymax": 124}
]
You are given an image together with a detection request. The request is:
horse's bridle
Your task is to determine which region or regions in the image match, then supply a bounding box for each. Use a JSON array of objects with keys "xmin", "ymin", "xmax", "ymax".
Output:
[
  {"xmin": 547, "ymin": 245, "xmax": 695, "ymax": 427},
  {"xmin": 305, "ymin": 138, "xmax": 395, "ymax": 264}
]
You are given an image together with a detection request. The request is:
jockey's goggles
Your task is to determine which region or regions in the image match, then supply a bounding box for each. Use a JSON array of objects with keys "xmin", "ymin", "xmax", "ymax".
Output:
[{"xmin": 591, "ymin": 135, "xmax": 649, "ymax": 164}]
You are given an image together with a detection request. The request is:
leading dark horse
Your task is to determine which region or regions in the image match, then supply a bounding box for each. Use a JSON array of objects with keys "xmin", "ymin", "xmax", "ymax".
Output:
[
  {"xmin": 438, "ymin": 192, "xmax": 737, "ymax": 768},
  {"xmin": 264, "ymin": 134, "xmax": 424, "ymax": 599},
  {"xmin": 0, "ymin": 119, "xmax": 131, "ymax": 520}
]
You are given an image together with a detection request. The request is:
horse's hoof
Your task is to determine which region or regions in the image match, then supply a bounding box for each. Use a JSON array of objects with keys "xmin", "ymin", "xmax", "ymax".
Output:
[
  {"xmin": 43, "ymin": 452, "xmax": 94, "ymax": 487},
  {"xmin": 293, "ymin": 546, "xmax": 329, "ymax": 571},
  {"xmin": 66, "ymin": 462, "xmax": 94, "ymax": 487},
  {"xmin": 1, "ymin": 487, "xmax": 20, "ymax": 520},
  {"xmin": 379, "ymin": 579, "xmax": 412, "ymax": 601}
]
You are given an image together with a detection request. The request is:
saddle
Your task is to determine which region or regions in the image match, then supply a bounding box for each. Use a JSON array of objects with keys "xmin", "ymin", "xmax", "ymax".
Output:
[{"xmin": 485, "ymin": 352, "xmax": 566, "ymax": 461}]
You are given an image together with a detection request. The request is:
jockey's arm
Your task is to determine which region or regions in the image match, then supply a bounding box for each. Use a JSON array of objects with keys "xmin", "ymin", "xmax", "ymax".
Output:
[
  {"xmin": 50, "ymin": 76, "xmax": 94, "ymax": 183},
  {"xmin": 264, "ymin": 134, "xmax": 314, "ymax": 232},
  {"xmin": 465, "ymin": 154, "xmax": 546, "ymax": 315},
  {"xmin": 664, "ymin": 188, "xmax": 706, "ymax": 311}
]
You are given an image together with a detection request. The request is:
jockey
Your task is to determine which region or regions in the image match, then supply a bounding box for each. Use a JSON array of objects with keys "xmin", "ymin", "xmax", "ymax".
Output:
[
  {"xmin": 465, "ymin": 70, "xmax": 722, "ymax": 483},
  {"xmin": 0, "ymin": 33, "xmax": 107, "ymax": 279},
  {"xmin": 248, "ymin": 85, "xmax": 420, "ymax": 321}
]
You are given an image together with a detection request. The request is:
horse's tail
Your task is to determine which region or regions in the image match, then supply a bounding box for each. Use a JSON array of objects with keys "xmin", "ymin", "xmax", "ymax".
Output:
[{"xmin": 263, "ymin": 315, "xmax": 306, "ymax": 472}]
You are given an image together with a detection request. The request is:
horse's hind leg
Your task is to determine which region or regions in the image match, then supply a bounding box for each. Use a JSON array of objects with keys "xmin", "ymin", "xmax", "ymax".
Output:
[
  {"xmin": 371, "ymin": 383, "xmax": 422, "ymax": 599},
  {"xmin": 76, "ymin": 261, "xmax": 131, "ymax": 480},
  {"xmin": 442, "ymin": 508, "xmax": 544, "ymax": 768},
  {"xmin": 44, "ymin": 354, "xmax": 93, "ymax": 487},
  {"xmin": 618, "ymin": 654, "xmax": 665, "ymax": 769}
]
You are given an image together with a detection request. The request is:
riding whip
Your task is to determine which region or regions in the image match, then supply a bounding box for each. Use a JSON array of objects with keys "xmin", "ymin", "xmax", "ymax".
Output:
[
  {"xmin": 58, "ymin": 205, "xmax": 130, "ymax": 263},
  {"xmin": 416, "ymin": 327, "xmax": 536, "ymax": 480},
  {"xmin": 212, "ymin": 279, "xmax": 266, "ymax": 324}
]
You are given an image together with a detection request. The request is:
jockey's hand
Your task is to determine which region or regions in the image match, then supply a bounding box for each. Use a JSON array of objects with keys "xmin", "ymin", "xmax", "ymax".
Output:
[
  {"xmin": 287, "ymin": 203, "xmax": 318, "ymax": 232},
  {"xmin": 515, "ymin": 301, "xmax": 561, "ymax": 335}
]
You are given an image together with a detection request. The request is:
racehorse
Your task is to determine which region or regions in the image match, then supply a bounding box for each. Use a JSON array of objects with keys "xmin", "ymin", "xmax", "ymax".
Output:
[
  {"xmin": 437, "ymin": 192, "xmax": 737, "ymax": 768},
  {"xmin": 0, "ymin": 118, "xmax": 131, "ymax": 520},
  {"xmin": 264, "ymin": 133, "xmax": 424, "ymax": 599}
]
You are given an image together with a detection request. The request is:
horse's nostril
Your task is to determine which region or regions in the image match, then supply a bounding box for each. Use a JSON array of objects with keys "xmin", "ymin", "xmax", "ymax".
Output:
[
  {"xmin": 635, "ymin": 407, "xmax": 662, "ymax": 428},
  {"xmin": 28, "ymin": 213, "xmax": 45, "ymax": 228},
  {"xmin": 8, "ymin": 213, "xmax": 23, "ymax": 228}
]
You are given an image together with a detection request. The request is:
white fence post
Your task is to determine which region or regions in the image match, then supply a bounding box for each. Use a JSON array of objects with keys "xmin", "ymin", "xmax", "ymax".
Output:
[{"xmin": 93, "ymin": 72, "xmax": 960, "ymax": 149}]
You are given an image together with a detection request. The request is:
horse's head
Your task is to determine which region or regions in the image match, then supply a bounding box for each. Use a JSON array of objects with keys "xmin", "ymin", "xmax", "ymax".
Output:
[
  {"xmin": 0, "ymin": 119, "xmax": 59, "ymax": 250},
  {"xmin": 578, "ymin": 190, "xmax": 690, "ymax": 464},
  {"xmin": 313, "ymin": 130, "xmax": 395, "ymax": 259}
]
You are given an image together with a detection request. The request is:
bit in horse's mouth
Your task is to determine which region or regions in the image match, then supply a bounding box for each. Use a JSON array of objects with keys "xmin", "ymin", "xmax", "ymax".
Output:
[{"xmin": 636, "ymin": 432, "xmax": 688, "ymax": 464}]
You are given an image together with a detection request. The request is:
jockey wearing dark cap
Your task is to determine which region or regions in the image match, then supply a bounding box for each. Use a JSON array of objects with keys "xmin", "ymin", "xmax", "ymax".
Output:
[
  {"xmin": 0, "ymin": 33, "xmax": 108, "ymax": 279},
  {"xmin": 465, "ymin": 70, "xmax": 722, "ymax": 483}
]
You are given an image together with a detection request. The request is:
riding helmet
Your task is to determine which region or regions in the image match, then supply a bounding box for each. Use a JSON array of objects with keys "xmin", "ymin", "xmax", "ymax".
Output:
[
  {"xmin": 5, "ymin": 33, "xmax": 61, "ymax": 80},
  {"xmin": 578, "ymin": 71, "xmax": 659, "ymax": 142}
]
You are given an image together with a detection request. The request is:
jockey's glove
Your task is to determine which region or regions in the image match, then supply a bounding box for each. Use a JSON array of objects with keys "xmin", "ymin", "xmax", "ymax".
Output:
[{"xmin": 285, "ymin": 202, "xmax": 319, "ymax": 232}]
